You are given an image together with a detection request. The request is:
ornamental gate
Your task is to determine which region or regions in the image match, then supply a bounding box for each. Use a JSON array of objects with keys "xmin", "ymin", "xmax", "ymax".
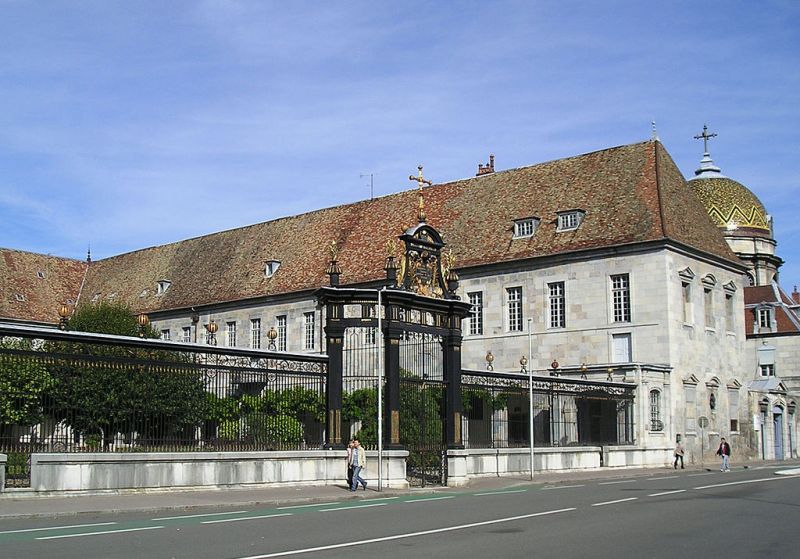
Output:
[{"xmin": 316, "ymin": 168, "xmax": 471, "ymax": 486}]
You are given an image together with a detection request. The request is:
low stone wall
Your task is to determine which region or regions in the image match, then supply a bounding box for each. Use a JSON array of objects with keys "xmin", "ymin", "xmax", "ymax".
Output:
[
  {"xmin": 447, "ymin": 447, "xmax": 603, "ymax": 486},
  {"xmin": 0, "ymin": 453, "xmax": 6, "ymax": 492},
  {"xmin": 30, "ymin": 450, "xmax": 408, "ymax": 492},
  {"xmin": 604, "ymin": 446, "xmax": 672, "ymax": 468}
]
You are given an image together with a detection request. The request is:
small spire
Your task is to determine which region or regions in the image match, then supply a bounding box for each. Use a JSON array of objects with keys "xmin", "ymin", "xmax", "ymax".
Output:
[
  {"xmin": 651, "ymin": 121, "xmax": 659, "ymax": 142},
  {"xmin": 692, "ymin": 124, "xmax": 724, "ymax": 178},
  {"xmin": 86, "ymin": 245, "xmax": 92, "ymax": 263}
]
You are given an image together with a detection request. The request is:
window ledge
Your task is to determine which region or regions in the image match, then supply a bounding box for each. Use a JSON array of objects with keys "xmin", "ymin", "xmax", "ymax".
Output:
[{"xmin": 705, "ymin": 327, "xmax": 716, "ymax": 333}]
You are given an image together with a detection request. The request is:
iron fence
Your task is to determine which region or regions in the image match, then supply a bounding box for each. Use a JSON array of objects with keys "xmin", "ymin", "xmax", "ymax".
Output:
[
  {"xmin": 0, "ymin": 324, "xmax": 327, "ymax": 487},
  {"xmin": 461, "ymin": 370, "xmax": 635, "ymax": 449}
]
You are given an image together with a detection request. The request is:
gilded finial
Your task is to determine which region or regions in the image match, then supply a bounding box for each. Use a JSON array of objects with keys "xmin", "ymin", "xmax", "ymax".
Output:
[
  {"xmin": 385, "ymin": 238, "xmax": 397, "ymax": 258},
  {"xmin": 328, "ymin": 240, "xmax": 338, "ymax": 262},
  {"xmin": 409, "ymin": 165, "xmax": 432, "ymax": 223}
]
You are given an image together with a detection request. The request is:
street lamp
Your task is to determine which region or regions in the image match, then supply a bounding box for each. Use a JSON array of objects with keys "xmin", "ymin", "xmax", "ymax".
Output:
[
  {"xmin": 267, "ymin": 326, "xmax": 278, "ymax": 351},
  {"xmin": 58, "ymin": 303, "xmax": 70, "ymax": 330},
  {"xmin": 485, "ymin": 351, "xmax": 494, "ymax": 371},
  {"xmin": 550, "ymin": 359, "xmax": 560, "ymax": 377},
  {"xmin": 205, "ymin": 320, "xmax": 218, "ymax": 345},
  {"xmin": 520, "ymin": 355, "xmax": 528, "ymax": 373},
  {"xmin": 580, "ymin": 363, "xmax": 588, "ymax": 379},
  {"xmin": 606, "ymin": 367, "xmax": 614, "ymax": 382},
  {"xmin": 137, "ymin": 312, "xmax": 150, "ymax": 338}
]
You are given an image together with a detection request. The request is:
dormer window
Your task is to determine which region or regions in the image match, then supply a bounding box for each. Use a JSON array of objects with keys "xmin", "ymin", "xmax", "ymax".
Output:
[
  {"xmin": 36, "ymin": 271, "xmax": 46, "ymax": 279},
  {"xmin": 512, "ymin": 218, "xmax": 539, "ymax": 239},
  {"xmin": 556, "ymin": 210, "xmax": 585, "ymax": 232},
  {"xmin": 265, "ymin": 260, "xmax": 281, "ymax": 278},
  {"xmin": 15, "ymin": 293, "xmax": 25, "ymax": 302},
  {"xmin": 156, "ymin": 280, "xmax": 172, "ymax": 295}
]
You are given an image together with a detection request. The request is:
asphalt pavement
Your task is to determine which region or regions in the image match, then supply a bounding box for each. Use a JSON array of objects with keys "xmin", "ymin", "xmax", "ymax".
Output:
[{"xmin": 2, "ymin": 460, "xmax": 798, "ymax": 520}]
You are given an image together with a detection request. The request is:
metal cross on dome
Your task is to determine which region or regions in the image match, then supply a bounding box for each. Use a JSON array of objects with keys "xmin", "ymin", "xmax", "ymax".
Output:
[{"xmin": 694, "ymin": 124, "xmax": 718, "ymax": 154}]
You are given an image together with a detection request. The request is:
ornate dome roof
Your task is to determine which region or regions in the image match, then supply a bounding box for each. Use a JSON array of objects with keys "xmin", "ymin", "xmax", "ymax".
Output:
[{"xmin": 688, "ymin": 148, "xmax": 770, "ymax": 237}]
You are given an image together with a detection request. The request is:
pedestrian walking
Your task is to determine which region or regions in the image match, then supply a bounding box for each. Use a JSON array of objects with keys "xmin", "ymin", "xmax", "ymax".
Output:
[
  {"xmin": 674, "ymin": 437, "xmax": 685, "ymax": 469},
  {"xmin": 348, "ymin": 439, "xmax": 368, "ymax": 491},
  {"xmin": 345, "ymin": 439, "xmax": 355, "ymax": 489},
  {"xmin": 716, "ymin": 437, "xmax": 731, "ymax": 471}
]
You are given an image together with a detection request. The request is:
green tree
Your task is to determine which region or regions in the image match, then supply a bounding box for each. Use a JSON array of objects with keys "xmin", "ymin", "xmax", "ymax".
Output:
[
  {"xmin": 45, "ymin": 301, "xmax": 206, "ymax": 448},
  {"xmin": 0, "ymin": 338, "xmax": 54, "ymax": 427}
]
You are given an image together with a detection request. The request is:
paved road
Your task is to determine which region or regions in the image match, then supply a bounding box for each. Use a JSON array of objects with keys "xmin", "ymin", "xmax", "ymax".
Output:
[{"xmin": 1, "ymin": 466, "xmax": 798, "ymax": 558}]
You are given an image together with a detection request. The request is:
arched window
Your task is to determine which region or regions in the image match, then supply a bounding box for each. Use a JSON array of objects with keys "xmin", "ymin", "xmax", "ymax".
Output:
[{"xmin": 650, "ymin": 389, "xmax": 663, "ymax": 431}]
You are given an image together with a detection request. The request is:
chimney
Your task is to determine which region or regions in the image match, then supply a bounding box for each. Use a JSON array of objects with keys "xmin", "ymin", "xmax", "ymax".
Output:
[
  {"xmin": 792, "ymin": 285, "xmax": 800, "ymax": 305},
  {"xmin": 476, "ymin": 154, "xmax": 495, "ymax": 176}
]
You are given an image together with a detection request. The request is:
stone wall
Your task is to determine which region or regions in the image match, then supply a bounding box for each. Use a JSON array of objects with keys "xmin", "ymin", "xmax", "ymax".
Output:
[{"xmin": 29, "ymin": 450, "xmax": 408, "ymax": 492}]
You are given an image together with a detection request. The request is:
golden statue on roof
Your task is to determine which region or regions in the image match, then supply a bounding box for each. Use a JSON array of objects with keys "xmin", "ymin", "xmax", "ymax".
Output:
[{"xmin": 409, "ymin": 165, "xmax": 432, "ymax": 223}]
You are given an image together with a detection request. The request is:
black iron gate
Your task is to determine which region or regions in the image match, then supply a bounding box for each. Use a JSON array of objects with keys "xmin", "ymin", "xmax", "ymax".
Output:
[{"xmin": 399, "ymin": 332, "xmax": 446, "ymax": 486}]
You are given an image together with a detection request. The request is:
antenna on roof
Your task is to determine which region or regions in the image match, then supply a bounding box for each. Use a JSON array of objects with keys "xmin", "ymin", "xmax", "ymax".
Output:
[
  {"xmin": 360, "ymin": 173, "xmax": 374, "ymax": 200},
  {"xmin": 87, "ymin": 245, "xmax": 92, "ymax": 263},
  {"xmin": 651, "ymin": 121, "xmax": 659, "ymax": 142}
]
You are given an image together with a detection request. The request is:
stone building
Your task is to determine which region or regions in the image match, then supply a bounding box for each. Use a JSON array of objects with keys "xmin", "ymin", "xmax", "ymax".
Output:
[{"xmin": 2, "ymin": 135, "xmax": 797, "ymax": 466}]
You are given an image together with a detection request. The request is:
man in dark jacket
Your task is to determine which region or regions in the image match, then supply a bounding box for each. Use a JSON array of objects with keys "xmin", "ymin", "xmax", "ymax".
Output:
[{"xmin": 716, "ymin": 437, "xmax": 731, "ymax": 471}]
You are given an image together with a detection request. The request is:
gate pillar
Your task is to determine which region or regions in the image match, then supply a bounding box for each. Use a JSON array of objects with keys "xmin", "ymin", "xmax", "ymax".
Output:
[
  {"xmin": 324, "ymin": 302, "xmax": 345, "ymax": 449},
  {"xmin": 444, "ymin": 329, "xmax": 465, "ymax": 449},
  {"xmin": 384, "ymin": 323, "xmax": 403, "ymax": 448}
]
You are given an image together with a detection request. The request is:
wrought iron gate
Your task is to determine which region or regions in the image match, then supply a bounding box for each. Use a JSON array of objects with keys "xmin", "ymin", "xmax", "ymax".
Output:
[{"xmin": 399, "ymin": 332, "xmax": 446, "ymax": 486}]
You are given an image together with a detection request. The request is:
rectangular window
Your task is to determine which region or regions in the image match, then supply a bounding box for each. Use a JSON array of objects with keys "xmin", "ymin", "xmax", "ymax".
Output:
[
  {"xmin": 468, "ymin": 291, "xmax": 484, "ymax": 335},
  {"xmin": 365, "ymin": 328, "xmax": 376, "ymax": 345},
  {"xmin": 729, "ymin": 389, "xmax": 740, "ymax": 432},
  {"xmin": 160, "ymin": 329, "xmax": 171, "ymax": 341},
  {"xmin": 557, "ymin": 212, "xmax": 582, "ymax": 231},
  {"xmin": 758, "ymin": 308, "xmax": 771, "ymax": 330},
  {"xmin": 226, "ymin": 321, "xmax": 237, "ymax": 347},
  {"xmin": 649, "ymin": 390, "xmax": 662, "ymax": 431},
  {"xmin": 704, "ymin": 288, "xmax": 714, "ymax": 328},
  {"xmin": 251, "ymin": 318, "xmax": 261, "ymax": 349},
  {"xmin": 612, "ymin": 333, "xmax": 631, "ymax": 363},
  {"xmin": 507, "ymin": 287, "xmax": 523, "ymax": 332},
  {"xmin": 682, "ymin": 282, "xmax": 692, "ymax": 323},
  {"xmin": 276, "ymin": 315, "xmax": 287, "ymax": 351},
  {"xmin": 513, "ymin": 218, "xmax": 538, "ymax": 238},
  {"xmin": 685, "ymin": 385, "xmax": 697, "ymax": 432},
  {"xmin": 611, "ymin": 274, "xmax": 631, "ymax": 323},
  {"xmin": 760, "ymin": 364, "xmax": 775, "ymax": 377},
  {"xmin": 304, "ymin": 312, "xmax": 315, "ymax": 350},
  {"xmin": 548, "ymin": 282, "xmax": 565, "ymax": 328},
  {"xmin": 725, "ymin": 293, "xmax": 734, "ymax": 331},
  {"xmin": 182, "ymin": 326, "xmax": 191, "ymax": 343}
]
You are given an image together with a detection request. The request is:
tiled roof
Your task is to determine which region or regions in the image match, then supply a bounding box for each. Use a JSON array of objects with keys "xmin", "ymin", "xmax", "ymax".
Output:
[
  {"xmin": 0, "ymin": 249, "xmax": 87, "ymax": 324},
  {"xmin": 2, "ymin": 140, "xmax": 743, "ymax": 321},
  {"xmin": 744, "ymin": 284, "xmax": 800, "ymax": 335}
]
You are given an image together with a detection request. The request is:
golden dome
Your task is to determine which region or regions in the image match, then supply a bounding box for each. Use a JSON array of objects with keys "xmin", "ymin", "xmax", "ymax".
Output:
[{"xmin": 689, "ymin": 176, "xmax": 770, "ymax": 236}]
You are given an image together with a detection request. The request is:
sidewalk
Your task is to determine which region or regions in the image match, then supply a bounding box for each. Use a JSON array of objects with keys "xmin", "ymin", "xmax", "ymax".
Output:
[{"xmin": 1, "ymin": 461, "xmax": 797, "ymax": 520}]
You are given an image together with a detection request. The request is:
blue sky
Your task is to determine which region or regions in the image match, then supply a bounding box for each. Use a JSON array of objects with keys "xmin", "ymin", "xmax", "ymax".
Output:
[{"xmin": 1, "ymin": 1, "xmax": 798, "ymax": 288}]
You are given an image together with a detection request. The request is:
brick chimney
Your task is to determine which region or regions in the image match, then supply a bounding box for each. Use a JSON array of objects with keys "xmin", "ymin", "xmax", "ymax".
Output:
[{"xmin": 476, "ymin": 154, "xmax": 495, "ymax": 176}]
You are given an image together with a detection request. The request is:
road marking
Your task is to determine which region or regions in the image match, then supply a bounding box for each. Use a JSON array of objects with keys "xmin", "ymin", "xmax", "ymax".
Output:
[
  {"xmin": 404, "ymin": 496, "xmax": 455, "ymax": 503},
  {"xmin": 695, "ymin": 476, "xmax": 794, "ymax": 490},
  {"xmin": 202, "ymin": 513, "xmax": 292, "ymax": 524},
  {"xmin": 541, "ymin": 484, "xmax": 585, "ymax": 490},
  {"xmin": 598, "ymin": 480, "xmax": 636, "ymax": 485},
  {"xmin": 688, "ymin": 472, "xmax": 714, "ymax": 477},
  {"xmin": 234, "ymin": 508, "xmax": 576, "ymax": 558},
  {"xmin": 277, "ymin": 502, "xmax": 340, "ymax": 510},
  {"xmin": 0, "ymin": 522, "xmax": 116, "ymax": 535},
  {"xmin": 152, "ymin": 510, "xmax": 248, "ymax": 520},
  {"xmin": 37, "ymin": 526, "xmax": 164, "ymax": 540},
  {"xmin": 474, "ymin": 489, "xmax": 528, "ymax": 496},
  {"xmin": 591, "ymin": 497, "xmax": 638, "ymax": 507},
  {"xmin": 646, "ymin": 476, "xmax": 678, "ymax": 481},
  {"xmin": 648, "ymin": 490, "xmax": 687, "ymax": 497},
  {"xmin": 319, "ymin": 503, "xmax": 388, "ymax": 512}
]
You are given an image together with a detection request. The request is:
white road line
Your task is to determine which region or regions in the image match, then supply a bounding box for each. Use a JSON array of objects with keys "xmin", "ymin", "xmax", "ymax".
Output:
[
  {"xmin": 648, "ymin": 489, "xmax": 687, "ymax": 497},
  {"xmin": 474, "ymin": 489, "xmax": 528, "ymax": 496},
  {"xmin": 202, "ymin": 513, "xmax": 293, "ymax": 524},
  {"xmin": 152, "ymin": 510, "xmax": 248, "ymax": 521},
  {"xmin": 0, "ymin": 522, "xmax": 116, "ymax": 535},
  {"xmin": 37, "ymin": 526, "xmax": 164, "ymax": 540},
  {"xmin": 591, "ymin": 497, "xmax": 638, "ymax": 507},
  {"xmin": 598, "ymin": 480, "xmax": 636, "ymax": 485},
  {"xmin": 277, "ymin": 502, "xmax": 340, "ymax": 510},
  {"xmin": 234, "ymin": 508, "xmax": 576, "ymax": 558},
  {"xmin": 646, "ymin": 476, "xmax": 679, "ymax": 481},
  {"xmin": 695, "ymin": 476, "xmax": 794, "ymax": 490},
  {"xmin": 541, "ymin": 484, "xmax": 585, "ymax": 490},
  {"xmin": 319, "ymin": 503, "xmax": 388, "ymax": 512},
  {"xmin": 688, "ymin": 472, "xmax": 714, "ymax": 477},
  {"xmin": 404, "ymin": 496, "xmax": 455, "ymax": 503}
]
